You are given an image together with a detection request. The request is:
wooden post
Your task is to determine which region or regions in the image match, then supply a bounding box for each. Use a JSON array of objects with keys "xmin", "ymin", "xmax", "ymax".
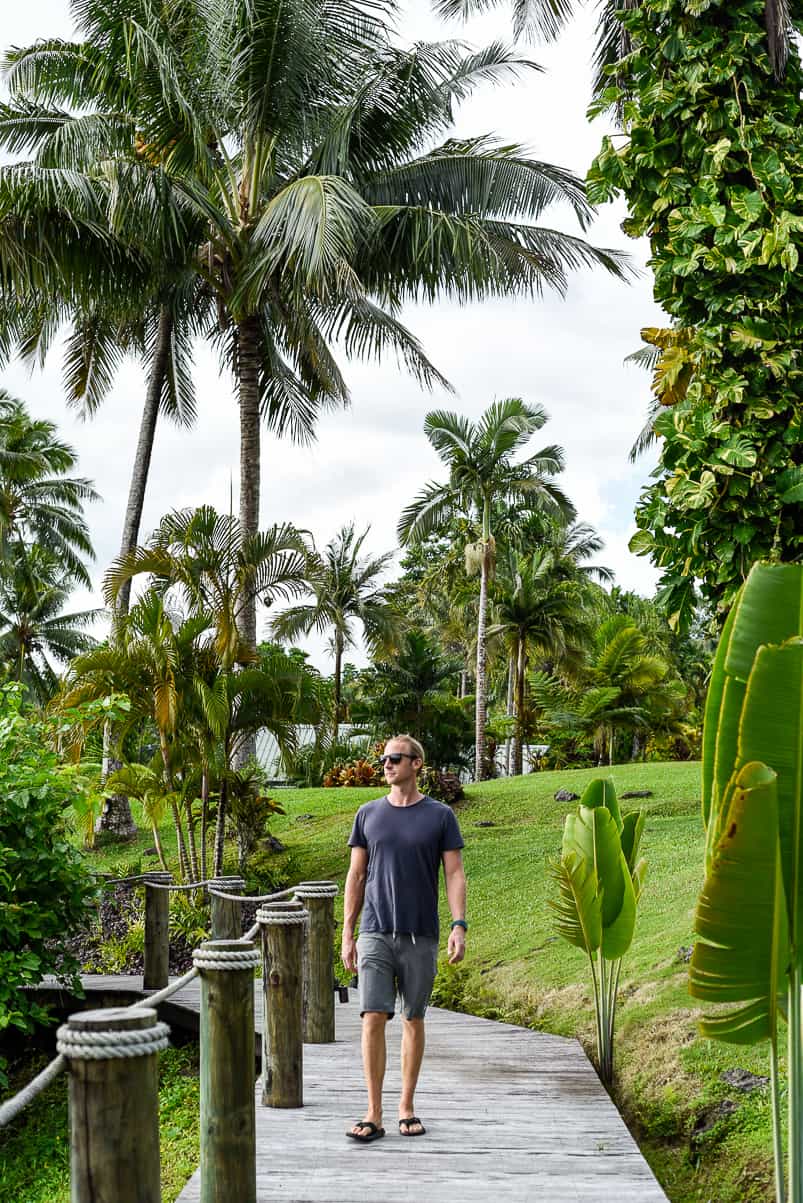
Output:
[
  {"xmin": 193, "ymin": 939, "xmax": 260, "ymax": 1203},
  {"xmin": 294, "ymin": 882, "xmax": 339, "ymax": 1043},
  {"xmin": 57, "ymin": 1006, "xmax": 168, "ymax": 1203},
  {"xmin": 143, "ymin": 872, "xmax": 172, "ymax": 990},
  {"xmin": 257, "ymin": 901, "xmax": 308, "ymax": 1107},
  {"xmin": 209, "ymin": 876, "xmax": 245, "ymax": 940}
]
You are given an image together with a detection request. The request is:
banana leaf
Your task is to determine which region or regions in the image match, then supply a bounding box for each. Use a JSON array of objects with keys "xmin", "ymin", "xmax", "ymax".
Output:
[
  {"xmin": 702, "ymin": 563, "xmax": 803, "ymax": 831},
  {"xmin": 549, "ymin": 853, "xmax": 602, "ymax": 954},
  {"xmin": 690, "ymin": 761, "xmax": 789, "ymax": 1045},
  {"xmin": 580, "ymin": 776, "xmax": 623, "ymax": 831},
  {"xmin": 737, "ymin": 638, "xmax": 803, "ymax": 942},
  {"xmin": 621, "ymin": 810, "xmax": 645, "ymax": 872},
  {"xmin": 562, "ymin": 804, "xmax": 636, "ymax": 958}
]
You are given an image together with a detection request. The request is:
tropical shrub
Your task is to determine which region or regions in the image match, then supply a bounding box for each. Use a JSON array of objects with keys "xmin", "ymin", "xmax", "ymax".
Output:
[
  {"xmin": 0, "ymin": 685, "xmax": 100, "ymax": 1083},
  {"xmin": 418, "ymin": 766, "xmax": 464, "ymax": 806},
  {"xmin": 688, "ymin": 561, "xmax": 803, "ymax": 1200},
  {"xmin": 224, "ymin": 767, "xmax": 286, "ymax": 871},
  {"xmin": 550, "ymin": 778, "xmax": 647, "ymax": 1084},
  {"xmin": 323, "ymin": 757, "xmax": 384, "ymax": 788}
]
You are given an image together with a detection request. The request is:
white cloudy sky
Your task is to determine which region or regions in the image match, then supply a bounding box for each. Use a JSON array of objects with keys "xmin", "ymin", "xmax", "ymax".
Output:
[{"xmin": 1, "ymin": 0, "xmax": 666, "ymax": 668}]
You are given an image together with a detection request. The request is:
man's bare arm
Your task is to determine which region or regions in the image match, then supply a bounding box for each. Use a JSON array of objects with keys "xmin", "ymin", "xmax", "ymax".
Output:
[
  {"xmin": 442, "ymin": 849, "xmax": 466, "ymax": 965},
  {"xmin": 341, "ymin": 845, "xmax": 368, "ymax": 973}
]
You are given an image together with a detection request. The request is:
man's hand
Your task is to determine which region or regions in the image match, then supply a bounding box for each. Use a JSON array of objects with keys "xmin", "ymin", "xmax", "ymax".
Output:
[
  {"xmin": 341, "ymin": 933, "xmax": 358, "ymax": 974},
  {"xmin": 447, "ymin": 926, "xmax": 466, "ymax": 965}
]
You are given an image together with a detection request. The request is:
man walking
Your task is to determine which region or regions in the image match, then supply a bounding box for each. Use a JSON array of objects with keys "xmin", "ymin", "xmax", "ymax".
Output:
[{"xmin": 341, "ymin": 734, "xmax": 466, "ymax": 1143}]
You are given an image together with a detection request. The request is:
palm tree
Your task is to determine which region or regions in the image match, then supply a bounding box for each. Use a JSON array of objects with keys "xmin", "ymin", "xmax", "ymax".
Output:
[
  {"xmin": 585, "ymin": 615, "xmax": 684, "ymax": 765},
  {"xmin": 271, "ymin": 524, "xmax": 399, "ymax": 742},
  {"xmin": 399, "ymin": 398, "xmax": 575, "ymax": 780},
  {"xmin": 104, "ymin": 506, "xmax": 309, "ymax": 668},
  {"xmin": 193, "ymin": 645, "xmax": 324, "ymax": 873},
  {"xmin": 0, "ymin": 393, "xmax": 97, "ymax": 586},
  {"xmin": 0, "ymin": 543, "xmax": 99, "ymax": 704},
  {"xmin": 5, "ymin": 0, "xmax": 630, "ymax": 662},
  {"xmin": 490, "ymin": 530, "xmax": 605, "ymax": 774},
  {"xmin": 1, "ymin": 7, "xmax": 210, "ymax": 617}
]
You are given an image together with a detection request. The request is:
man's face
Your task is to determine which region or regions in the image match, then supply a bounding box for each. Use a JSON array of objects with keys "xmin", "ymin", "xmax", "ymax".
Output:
[{"xmin": 382, "ymin": 739, "xmax": 420, "ymax": 787}]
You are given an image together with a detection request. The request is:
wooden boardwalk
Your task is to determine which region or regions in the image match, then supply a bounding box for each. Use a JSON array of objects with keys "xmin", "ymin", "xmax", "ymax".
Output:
[{"xmin": 69, "ymin": 975, "xmax": 668, "ymax": 1202}]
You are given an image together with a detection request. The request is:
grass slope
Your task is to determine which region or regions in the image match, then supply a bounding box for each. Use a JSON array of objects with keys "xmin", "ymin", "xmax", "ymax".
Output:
[
  {"xmin": 4, "ymin": 761, "xmax": 778, "ymax": 1202},
  {"xmin": 264, "ymin": 761, "xmax": 777, "ymax": 1203}
]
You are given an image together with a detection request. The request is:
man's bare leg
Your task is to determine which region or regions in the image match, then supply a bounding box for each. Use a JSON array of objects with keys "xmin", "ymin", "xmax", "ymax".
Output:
[
  {"xmin": 399, "ymin": 1017, "xmax": 426, "ymax": 1134},
  {"xmin": 351, "ymin": 1011, "xmax": 388, "ymax": 1135}
]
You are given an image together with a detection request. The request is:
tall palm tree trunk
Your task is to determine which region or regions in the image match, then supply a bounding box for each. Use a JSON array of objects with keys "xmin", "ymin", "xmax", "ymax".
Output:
[
  {"xmin": 237, "ymin": 315, "xmax": 262, "ymax": 644},
  {"xmin": 474, "ymin": 545, "xmax": 490, "ymax": 782},
  {"xmin": 116, "ymin": 307, "xmax": 173, "ymax": 617},
  {"xmin": 505, "ymin": 652, "xmax": 515, "ymax": 776},
  {"xmin": 513, "ymin": 637, "xmax": 526, "ymax": 776},
  {"xmin": 98, "ymin": 307, "xmax": 173, "ymax": 839},
  {"xmin": 234, "ymin": 315, "xmax": 262, "ymax": 771},
  {"xmin": 333, "ymin": 632, "xmax": 343, "ymax": 744}
]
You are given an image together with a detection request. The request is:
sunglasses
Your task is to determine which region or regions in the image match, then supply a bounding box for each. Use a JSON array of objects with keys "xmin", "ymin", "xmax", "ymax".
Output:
[{"xmin": 379, "ymin": 753, "xmax": 417, "ymax": 765}]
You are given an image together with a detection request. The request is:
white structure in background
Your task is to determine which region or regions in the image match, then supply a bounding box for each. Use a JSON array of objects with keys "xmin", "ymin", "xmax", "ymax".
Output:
[
  {"xmin": 256, "ymin": 727, "xmax": 549, "ymax": 782},
  {"xmin": 255, "ymin": 725, "xmax": 366, "ymax": 782}
]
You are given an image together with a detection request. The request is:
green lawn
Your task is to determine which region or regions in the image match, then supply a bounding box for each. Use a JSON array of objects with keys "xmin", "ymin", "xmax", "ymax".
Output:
[{"xmin": 4, "ymin": 761, "xmax": 779, "ymax": 1202}]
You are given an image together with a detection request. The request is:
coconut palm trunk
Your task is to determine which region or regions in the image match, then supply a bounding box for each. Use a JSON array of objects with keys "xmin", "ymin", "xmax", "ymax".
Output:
[
  {"xmin": 237, "ymin": 316, "xmax": 262, "ymax": 640},
  {"xmin": 333, "ymin": 631, "xmax": 344, "ymax": 744},
  {"xmin": 235, "ymin": 315, "xmax": 262, "ymax": 770},
  {"xmin": 513, "ymin": 636, "xmax": 526, "ymax": 776},
  {"xmin": 474, "ymin": 541, "xmax": 491, "ymax": 782},
  {"xmin": 505, "ymin": 651, "xmax": 515, "ymax": 776},
  {"xmin": 98, "ymin": 307, "xmax": 174, "ymax": 838},
  {"xmin": 116, "ymin": 307, "xmax": 174, "ymax": 617}
]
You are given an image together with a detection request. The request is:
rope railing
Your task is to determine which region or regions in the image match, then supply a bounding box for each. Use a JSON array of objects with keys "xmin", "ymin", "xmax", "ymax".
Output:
[{"xmin": 0, "ymin": 876, "xmax": 341, "ymax": 1138}]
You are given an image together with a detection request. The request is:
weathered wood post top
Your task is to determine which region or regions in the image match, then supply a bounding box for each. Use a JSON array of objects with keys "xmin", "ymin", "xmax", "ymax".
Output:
[
  {"xmin": 57, "ymin": 1005, "xmax": 168, "ymax": 1203},
  {"xmin": 257, "ymin": 901, "xmax": 309, "ymax": 1108},
  {"xmin": 208, "ymin": 875, "xmax": 246, "ymax": 941},
  {"xmin": 143, "ymin": 871, "xmax": 173, "ymax": 991},
  {"xmin": 293, "ymin": 881, "xmax": 339, "ymax": 1044},
  {"xmin": 193, "ymin": 939, "xmax": 260, "ymax": 1203}
]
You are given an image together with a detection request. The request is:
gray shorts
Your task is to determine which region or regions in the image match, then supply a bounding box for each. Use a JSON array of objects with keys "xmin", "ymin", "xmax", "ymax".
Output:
[{"xmin": 356, "ymin": 932, "xmax": 439, "ymax": 1020}]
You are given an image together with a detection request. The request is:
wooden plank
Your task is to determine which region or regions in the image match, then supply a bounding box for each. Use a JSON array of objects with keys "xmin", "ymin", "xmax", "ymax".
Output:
[{"xmin": 61, "ymin": 977, "xmax": 668, "ymax": 1202}]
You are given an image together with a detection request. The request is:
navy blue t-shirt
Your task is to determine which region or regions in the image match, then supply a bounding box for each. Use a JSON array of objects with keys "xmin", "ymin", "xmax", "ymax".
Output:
[{"xmin": 348, "ymin": 795, "xmax": 464, "ymax": 938}]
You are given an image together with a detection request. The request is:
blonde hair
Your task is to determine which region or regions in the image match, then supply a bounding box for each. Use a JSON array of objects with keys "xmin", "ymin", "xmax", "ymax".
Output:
[{"xmin": 391, "ymin": 734, "xmax": 425, "ymax": 765}]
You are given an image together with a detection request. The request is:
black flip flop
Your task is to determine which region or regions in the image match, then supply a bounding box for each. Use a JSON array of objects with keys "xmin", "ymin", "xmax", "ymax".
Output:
[
  {"xmin": 347, "ymin": 1121, "xmax": 386, "ymax": 1143},
  {"xmin": 399, "ymin": 1116, "xmax": 426, "ymax": 1136}
]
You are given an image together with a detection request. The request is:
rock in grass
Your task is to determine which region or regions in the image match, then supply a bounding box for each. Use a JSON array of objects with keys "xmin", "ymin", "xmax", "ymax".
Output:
[
  {"xmin": 620, "ymin": 790, "xmax": 653, "ymax": 799},
  {"xmin": 691, "ymin": 1099, "xmax": 738, "ymax": 1141},
  {"xmin": 677, "ymin": 945, "xmax": 694, "ymax": 963},
  {"xmin": 720, "ymin": 1069, "xmax": 769, "ymax": 1093},
  {"xmin": 474, "ymin": 821, "xmax": 496, "ymax": 828},
  {"xmin": 554, "ymin": 789, "xmax": 580, "ymax": 802}
]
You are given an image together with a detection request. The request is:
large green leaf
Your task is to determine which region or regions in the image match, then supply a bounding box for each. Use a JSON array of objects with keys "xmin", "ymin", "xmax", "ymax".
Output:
[
  {"xmin": 620, "ymin": 810, "xmax": 645, "ymax": 872},
  {"xmin": 580, "ymin": 776, "xmax": 622, "ymax": 832},
  {"xmin": 703, "ymin": 563, "xmax": 803, "ymax": 832},
  {"xmin": 737, "ymin": 638, "xmax": 803, "ymax": 942},
  {"xmin": 690, "ymin": 761, "xmax": 788, "ymax": 1046},
  {"xmin": 548, "ymin": 852, "xmax": 602, "ymax": 955},
  {"xmin": 701, "ymin": 593, "xmax": 738, "ymax": 829},
  {"xmin": 601, "ymin": 857, "xmax": 636, "ymax": 959},
  {"xmin": 562, "ymin": 804, "xmax": 626, "ymax": 932}
]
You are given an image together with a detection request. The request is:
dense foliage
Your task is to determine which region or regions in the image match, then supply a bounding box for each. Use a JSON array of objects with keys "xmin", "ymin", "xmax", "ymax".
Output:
[
  {"xmin": 0, "ymin": 686, "xmax": 100, "ymax": 1081},
  {"xmin": 588, "ymin": 0, "xmax": 803, "ymax": 626}
]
